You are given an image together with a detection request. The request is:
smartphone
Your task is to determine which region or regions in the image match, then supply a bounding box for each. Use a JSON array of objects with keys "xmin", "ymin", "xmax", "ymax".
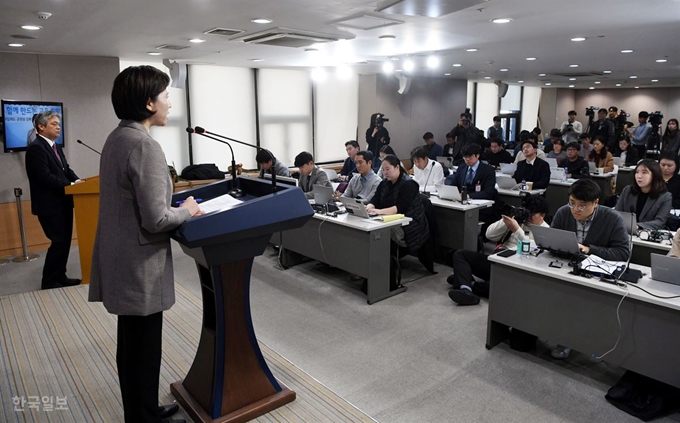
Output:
[{"xmin": 496, "ymin": 249, "xmax": 515, "ymax": 258}]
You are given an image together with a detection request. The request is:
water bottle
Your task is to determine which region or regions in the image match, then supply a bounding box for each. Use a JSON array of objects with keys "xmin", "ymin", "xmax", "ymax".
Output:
[
  {"xmin": 460, "ymin": 186, "xmax": 468, "ymax": 203},
  {"xmin": 521, "ymin": 179, "xmax": 527, "ymax": 190}
]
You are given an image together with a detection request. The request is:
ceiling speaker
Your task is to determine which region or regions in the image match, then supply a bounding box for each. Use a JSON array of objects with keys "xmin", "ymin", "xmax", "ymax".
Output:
[
  {"xmin": 163, "ymin": 59, "xmax": 187, "ymax": 89},
  {"xmin": 395, "ymin": 74, "xmax": 412, "ymax": 95},
  {"xmin": 495, "ymin": 80, "xmax": 509, "ymax": 98}
]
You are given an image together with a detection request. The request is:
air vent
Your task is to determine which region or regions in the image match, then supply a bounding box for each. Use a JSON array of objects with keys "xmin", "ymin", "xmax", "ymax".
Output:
[
  {"xmin": 11, "ymin": 34, "xmax": 37, "ymax": 39},
  {"xmin": 552, "ymin": 72, "xmax": 605, "ymax": 78},
  {"xmin": 231, "ymin": 27, "xmax": 347, "ymax": 48},
  {"xmin": 155, "ymin": 44, "xmax": 190, "ymax": 51},
  {"xmin": 333, "ymin": 14, "xmax": 404, "ymax": 30},
  {"xmin": 204, "ymin": 28, "xmax": 244, "ymax": 37},
  {"xmin": 377, "ymin": 0, "xmax": 487, "ymax": 18}
]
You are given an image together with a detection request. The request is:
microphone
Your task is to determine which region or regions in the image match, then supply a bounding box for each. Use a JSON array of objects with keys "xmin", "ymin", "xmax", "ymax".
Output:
[
  {"xmin": 423, "ymin": 161, "xmax": 435, "ymax": 194},
  {"xmin": 76, "ymin": 139, "xmax": 101, "ymax": 155},
  {"xmin": 185, "ymin": 128, "xmax": 243, "ymax": 198},
  {"xmin": 187, "ymin": 126, "xmax": 278, "ymax": 193},
  {"xmin": 614, "ymin": 206, "xmax": 637, "ymax": 283}
]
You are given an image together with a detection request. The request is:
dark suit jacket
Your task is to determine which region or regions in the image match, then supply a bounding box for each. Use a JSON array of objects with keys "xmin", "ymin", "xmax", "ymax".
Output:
[
  {"xmin": 25, "ymin": 136, "xmax": 78, "ymax": 216},
  {"xmin": 513, "ymin": 157, "xmax": 551, "ymax": 190},
  {"xmin": 449, "ymin": 162, "xmax": 496, "ymax": 199}
]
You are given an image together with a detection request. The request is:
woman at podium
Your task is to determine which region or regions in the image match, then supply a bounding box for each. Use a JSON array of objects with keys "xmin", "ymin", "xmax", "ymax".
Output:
[{"xmin": 89, "ymin": 65, "xmax": 201, "ymax": 423}]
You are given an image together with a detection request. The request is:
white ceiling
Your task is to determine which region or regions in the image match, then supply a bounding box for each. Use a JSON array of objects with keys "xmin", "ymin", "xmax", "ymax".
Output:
[{"xmin": 2, "ymin": 0, "xmax": 679, "ymax": 88}]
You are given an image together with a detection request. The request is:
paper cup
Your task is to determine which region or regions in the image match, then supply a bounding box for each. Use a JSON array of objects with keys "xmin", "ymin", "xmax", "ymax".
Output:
[
  {"xmin": 597, "ymin": 167, "xmax": 604, "ymax": 175},
  {"xmin": 525, "ymin": 181, "xmax": 534, "ymax": 190}
]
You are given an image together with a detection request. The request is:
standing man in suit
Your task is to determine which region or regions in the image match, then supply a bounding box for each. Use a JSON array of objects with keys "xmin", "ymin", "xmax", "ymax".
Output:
[
  {"xmin": 25, "ymin": 110, "xmax": 81, "ymax": 290},
  {"xmin": 294, "ymin": 151, "xmax": 331, "ymax": 199}
]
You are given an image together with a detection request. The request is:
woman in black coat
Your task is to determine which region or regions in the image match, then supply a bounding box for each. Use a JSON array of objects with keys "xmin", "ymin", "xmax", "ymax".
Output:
[
  {"xmin": 365, "ymin": 113, "xmax": 390, "ymax": 158},
  {"xmin": 613, "ymin": 137, "xmax": 639, "ymax": 167}
]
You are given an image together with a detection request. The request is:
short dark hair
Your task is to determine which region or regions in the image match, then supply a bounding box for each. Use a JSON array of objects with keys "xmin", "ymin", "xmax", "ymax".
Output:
[
  {"xmin": 380, "ymin": 145, "xmax": 396, "ymax": 155},
  {"xmin": 532, "ymin": 127, "xmax": 541, "ymax": 134},
  {"xmin": 568, "ymin": 110, "xmax": 577, "ymax": 116},
  {"xmin": 526, "ymin": 133, "xmax": 538, "ymax": 142},
  {"xmin": 550, "ymin": 128, "xmax": 562, "ymax": 137},
  {"xmin": 111, "ymin": 65, "xmax": 170, "ymax": 121},
  {"xmin": 445, "ymin": 132, "xmax": 454, "ymax": 139},
  {"xmin": 659, "ymin": 151, "xmax": 678, "ymax": 163},
  {"xmin": 256, "ymin": 150, "xmax": 275, "ymax": 164},
  {"xmin": 525, "ymin": 194, "xmax": 549, "ymax": 215},
  {"xmin": 493, "ymin": 116, "xmax": 501, "ymax": 122},
  {"xmin": 522, "ymin": 140, "xmax": 537, "ymax": 149},
  {"xmin": 609, "ymin": 106, "xmax": 618, "ymax": 112},
  {"xmin": 489, "ymin": 137, "xmax": 503, "ymax": 147},
  {"xmin": 598, "ymin": 108, "xmax": 607, "ymax": 114},
  {"xmin": 423, "ymin": 132, "xmax": 434, "ymax": 140},
  {"xmin": 566, "ymin": 141, "xmax": 581, "ymax": 151},
  {"xmin": 355, "ymin": 150, "xmax": 373, "ymax": 164},
  {"xmin": 579, "ymin": 132, "xmax": 591, "ymax": 140},
  {"xmin": 568, "ymin": 179, "xmax": 601, "ymax": 202},
  {"xmin": 462, "ymin": 143, "xmax": 482, "ymax": 156},
  {"xmin": 345, "ymin": 140, "xmax": 359, "ymax": 148},
  {"xmin": 294, "ymin": 151, "xmax": 314, "ymax": 167},
  {"xmin": 552, "ymin": 138, "xmax": 564, "ymax": 147},
  {"xmin": 639, "ymin": 111, "xmax": 649, "ymax": 119},
  {"xmin": 411, "ymin": 147, "xmax": 429, "ymax": 160},
  {"xmin": 631, "ymin": 160, "xmax": 666, "ymax": 198}
]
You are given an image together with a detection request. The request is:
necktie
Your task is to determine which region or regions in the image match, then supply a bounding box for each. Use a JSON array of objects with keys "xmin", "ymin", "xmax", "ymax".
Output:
[
  {"xmin": 465, "ymin": 168, "xmax": 473, "ymax": 185},
  {"xmin": 52, "ymin": 143, "xmax": 63, "ymax": 167}
]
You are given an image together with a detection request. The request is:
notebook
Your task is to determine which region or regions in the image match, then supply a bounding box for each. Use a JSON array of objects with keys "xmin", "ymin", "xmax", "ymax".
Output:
[
  {"xmin": 650, "ymin": 254, "xmax": 680, "ymax": 286},
  {"xmin": 530, "ymin": 225, "xmax": 581, "ymax": 256},
  {"xmin": 435, "ymin": 184, "xmax": 461, "ymax": 201}
]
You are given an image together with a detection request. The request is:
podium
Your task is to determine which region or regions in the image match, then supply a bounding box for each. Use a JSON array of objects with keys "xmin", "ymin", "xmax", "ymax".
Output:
[
  {"xmin": 65, "ymin": 175, "xmax": 100, "ymax": 284},
  {"xmin": 170, "ymin": 177, "xmax": 313, "ymax": 423}
]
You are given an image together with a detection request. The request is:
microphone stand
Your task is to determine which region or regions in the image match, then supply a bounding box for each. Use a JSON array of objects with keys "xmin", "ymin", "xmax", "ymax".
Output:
[
  {"xmin": 194, "ymin": 127, "xmax": 277, "ymax": 194},
  {"xmin": 422, "ymin": 161, "xmax": 435, "ymax": 196},
  {"xmin": 190, "ymin": 132, "xmax": 243, "ymax": 198}
]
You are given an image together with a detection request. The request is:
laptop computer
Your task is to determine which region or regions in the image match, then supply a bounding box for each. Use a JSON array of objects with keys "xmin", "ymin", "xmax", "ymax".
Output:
[
  {"xmin": 617, "ymin": 211, "xmax": 638, "ymax": 236},
  {"xmin": 650, "ymin": 253, "xmax": 680, "ymax": 286},
  {"xmin": 435, "ymin": 184, "xmax": 461, "ymax": 201},
  {"xmin": 263, "ymin": 173, "xmax": 299, "ymax": 187},
  {"xmin": 613, "ymin": 157, "xmax": 622, "ymax": 167},
  {"xmin": 339, "ymin": 197, "xmax": 378, "ymax": 219},
  {"xmin": 497, "ymin": 176, "xmax": 518, "ymax": 190},
  {"xmin": 550, "ymin": 167, "xmax": 566, "ymax": 180},
  {"xmin": 312, "ymin": 184, "xmax": 339, "ymax": 212},
  {"xmin": 436, "ymin": 156, "xmax": 453, "ymax": 169},
  {"xmin": 588, "ymin": 162, "xmax": 597, "ymax": 173},
  {"xmin": 544, "ymin": 157, "xmax": 558, "ymax": 168},
  {"xmin": 500, "ymin": 163, "xmax": 516, "ymax": 175},
  {"xmin": 530, "ymin": 225, "xmax": 581, "ymax": 257}
]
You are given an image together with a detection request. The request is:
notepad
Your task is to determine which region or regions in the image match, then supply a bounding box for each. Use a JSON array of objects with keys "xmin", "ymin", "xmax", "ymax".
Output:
[{"xmin": 371, "ymin": 214, "xmax": 405, "ymax": 222}]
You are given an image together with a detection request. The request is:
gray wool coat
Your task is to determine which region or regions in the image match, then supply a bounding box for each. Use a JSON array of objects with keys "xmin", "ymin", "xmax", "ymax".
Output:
[{"xmin": 89, "ymin": 120, "xmax": 191, "ymax": 316}]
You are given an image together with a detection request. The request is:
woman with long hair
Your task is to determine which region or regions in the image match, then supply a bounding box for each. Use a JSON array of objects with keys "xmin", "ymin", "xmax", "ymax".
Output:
[
  {"xmin": 613, "ymin": 137, "xmax": 639, "ymax": 167},
  {"xmin": 662, "ymin": 118, "xmax": 680, "ymax": 156},
  {"xmin": 587, "ymin": 136, "xmax": 614, "ymax": 173},
  {"xmin": 615, "ymin": 159, "xmax": 672, "ymax": 229}
]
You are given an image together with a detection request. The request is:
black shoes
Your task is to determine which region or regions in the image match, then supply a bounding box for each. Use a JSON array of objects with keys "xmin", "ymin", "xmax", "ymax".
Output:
[
  {"xmin": 446, "ymin": 274, "xmax": 459, "ymax": 288},
  {"xmin": 61, "ymin": 278, "xmax": 82, "ymax": 286},
  {"xmin": 158, "ymin": 404, "xmax": 179, "ymax": 419},
  {"xmin": 41, "ymin": 278, "xmax": 82, "ymax": 290},
  {"xmin": 448, "ymin": 288, "xmax": 480, "ymax": 306}
]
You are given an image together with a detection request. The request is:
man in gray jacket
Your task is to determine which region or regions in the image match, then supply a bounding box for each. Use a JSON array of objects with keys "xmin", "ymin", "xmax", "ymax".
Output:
[{"xmin": 294, "ymin": 151, "xmax": 331, "ymax": 199}]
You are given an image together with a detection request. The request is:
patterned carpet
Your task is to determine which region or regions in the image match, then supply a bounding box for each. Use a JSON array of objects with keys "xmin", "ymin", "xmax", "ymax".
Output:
[{"xmin": 0, "ymin": 284, "xmax": 375, "ymax": 422}]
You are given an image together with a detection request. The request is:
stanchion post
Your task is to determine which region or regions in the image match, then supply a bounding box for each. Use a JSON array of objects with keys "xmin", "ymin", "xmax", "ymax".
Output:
[{"xmin": 11, "ymin": 188, "xmax": 40, "ymax": 263}]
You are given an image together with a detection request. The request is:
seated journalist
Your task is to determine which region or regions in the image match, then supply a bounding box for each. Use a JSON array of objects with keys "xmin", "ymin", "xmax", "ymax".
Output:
[
  {"xmin": 256, "ymin": 150, "xmax": 290, "ymax": 179},
  {"xmin": 294, "ymin": 151, "xmax": 331, "ymax": 199},
  {"xmin": 614, "ymin": 159, "xmax": 672, "ymax": 230},
  {"xmin": 335, "ymin": 150, "xmax": 381, "ymax": 204},
  {"xmin": 512, "ymin": 140, "xmax": 551, "ymax": 190}
]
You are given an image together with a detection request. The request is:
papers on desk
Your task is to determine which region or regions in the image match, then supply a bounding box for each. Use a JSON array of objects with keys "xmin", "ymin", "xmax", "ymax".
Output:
[
  {"xmin": 372, "ymin": 213, "xmax": 405, "ymax": 222},
  {"xmin": 198, "ymin": 194, "xmax": 243, "ymax": 214},
  {"xmin": 579, "ymin": 254, "xmax": 626, "ymax": 277},
  {"xmin": 467, "ymin": 199, "xmax": 491, "ymax": 205}
]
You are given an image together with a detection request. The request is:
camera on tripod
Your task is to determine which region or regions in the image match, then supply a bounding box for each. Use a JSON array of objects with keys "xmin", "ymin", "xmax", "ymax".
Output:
[
  {"xmin": 585, "ymin": 106, "xmax": 599, "ymax": 118},
  {"xmin": 615, "ymin": 110, "xmax": 630, "ymax": 126},
  {"xmin": 376, "ymin": 114, "xmax": 389, "ymax": 127},
  {"xmin": 649, "ymin": 111, "xmax": 664, "ymax": 127}
]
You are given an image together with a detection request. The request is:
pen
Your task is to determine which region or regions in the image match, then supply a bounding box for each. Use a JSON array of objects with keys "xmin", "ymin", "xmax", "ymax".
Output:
[{"xmin": 175, "ymin": 198, "xmax": 202, "ymax": 205}]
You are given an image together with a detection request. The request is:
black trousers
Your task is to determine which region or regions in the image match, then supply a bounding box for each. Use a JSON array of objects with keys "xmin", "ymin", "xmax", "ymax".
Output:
[
  {"xmin": 37, "ymin": 210, "xmax": 73, "ymax": 287},
  {"xmin": 117, "ymin": 312, "xmax": 163, "ymax": 423},
  {"xmin": 451, "ymin": 249, "xmax": 491, "ymax": 288}
]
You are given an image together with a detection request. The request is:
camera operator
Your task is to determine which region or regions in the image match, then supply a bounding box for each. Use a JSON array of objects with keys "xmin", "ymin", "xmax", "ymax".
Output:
[
  {"xmin": 589, "ymin": 108, "xmax": 615, "ymax": 149},
  {"xmin": 447, "ymin": 195, "xmax": 550, "ymax": 306},
  {"xmin": 449, "ymin": 109, "xmax": 481, "ymax": 164},
  {"xmin": 631, "ymin": 111, "xmax": 651, "ymax": 159},
  {"xmin": 561, "ymin": 110, "xmax": 582, "ymax": 144},
  {"xmin": 366, "ymin": 113, "xmax": 391, "ymax": 158}
]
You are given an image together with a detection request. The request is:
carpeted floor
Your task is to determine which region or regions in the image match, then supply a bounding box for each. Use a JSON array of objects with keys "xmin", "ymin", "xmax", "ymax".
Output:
[{"xmin": 0, "ymin": 283, "xmax": 375, "ymax": 422}]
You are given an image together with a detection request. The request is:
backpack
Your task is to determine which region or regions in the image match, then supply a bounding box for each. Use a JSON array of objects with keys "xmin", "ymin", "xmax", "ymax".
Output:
[{"xmin": 180, "ymin": 163, "xmax": 225, "ymax": 180}]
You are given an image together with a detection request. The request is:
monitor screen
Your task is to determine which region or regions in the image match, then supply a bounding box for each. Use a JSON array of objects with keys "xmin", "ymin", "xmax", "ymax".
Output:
[{"xmin": 2, "ymin": 100, "xmax": 65, "ymax": 153}]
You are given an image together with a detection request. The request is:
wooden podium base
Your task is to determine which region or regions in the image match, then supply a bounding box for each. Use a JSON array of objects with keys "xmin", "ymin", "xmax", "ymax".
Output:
[{"xmin": 171, "ymin": 380, "xmax": 295, "ymax": 423}]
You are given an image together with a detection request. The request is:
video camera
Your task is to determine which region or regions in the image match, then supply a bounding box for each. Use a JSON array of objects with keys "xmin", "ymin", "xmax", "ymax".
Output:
[
  {"xmin": 585, "ymin": 106, "xmax": 599, "ymax": 118},
  {"xmin": 615, "ymin": 110, "xmax": 630, "ymax": 126},
  {"xmin": 461, "ymin": 107, "xmax": 472, "ymax": 126},
  {"xmin": 500, "ymin": 204, "xmax": 532, "ymax": 225},
  {"xmin": 376, "ymin": 114, "xmax": 389, "ymax": 127},
  {"xmin": 649, "ymin": 111, "xmax": 664, "ymax": 127}
]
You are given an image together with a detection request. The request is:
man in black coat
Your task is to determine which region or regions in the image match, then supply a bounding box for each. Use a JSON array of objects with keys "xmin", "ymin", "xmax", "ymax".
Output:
[
  {"xmin": 513, "ymin": 140, "xmax": 551, "ymax": 189},
  {"xmin": 563, "ymin": 142, "xmax": 591, "ymax": 179},
  {"xmin": 25, "ymin": 111, "xmax": 81, "ymax": 289}
]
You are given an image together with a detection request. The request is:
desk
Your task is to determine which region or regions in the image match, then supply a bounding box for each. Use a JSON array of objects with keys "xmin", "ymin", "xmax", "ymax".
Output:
[
  {"xmin": 591, "ymin": 172, "xmax": 614, "ymax": 199},
  {"xmin": 496, "ymin": 188, "xmax": 546, "ymax": 208},
  {"xmin": 546, "ymin": 180, "xmax": 571, "ymax": 215},
  {"xmin": 632, "ymin": 236, "xmax": 672, "ymax": 266},
  {"xmin": 271, "ymin": 212, "xmax": 411, "ymax": 304},
  {"xmin": 616, "ymin": 167, "xmax": 635, "ymax": 195},
  {"xmin": 486, "ymin": 253, "xmax": 680, "ymax": 389},
  {"xmin": 428, "ymin": 196, "xmax": 493, "ymax": 251}
]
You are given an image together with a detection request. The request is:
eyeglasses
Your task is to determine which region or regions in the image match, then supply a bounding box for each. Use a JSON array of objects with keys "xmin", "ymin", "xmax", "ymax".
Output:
[{"xmin": 567, "ymin": 202, "xmax": 590, "ymax": 212}]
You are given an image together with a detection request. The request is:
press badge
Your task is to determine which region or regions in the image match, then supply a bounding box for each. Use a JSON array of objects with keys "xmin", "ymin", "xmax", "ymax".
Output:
[{"xmin": 475, "ymin": 182, "xmax": 481, "ymax": 192}]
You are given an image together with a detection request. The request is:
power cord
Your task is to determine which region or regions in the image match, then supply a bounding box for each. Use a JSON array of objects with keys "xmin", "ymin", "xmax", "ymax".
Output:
[{"xmin": 592, "ymin": 286, "xmax": 629, "ymax": 360}]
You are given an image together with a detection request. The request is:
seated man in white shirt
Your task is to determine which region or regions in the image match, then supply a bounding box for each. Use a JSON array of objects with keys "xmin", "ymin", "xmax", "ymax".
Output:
[
  {"xmin": 334, "ymin": 150, "xmax": 381, "ymax": 203},
  {"xmin": 411, "ymin": 146, "xmax": 444, "ymax": 191}
]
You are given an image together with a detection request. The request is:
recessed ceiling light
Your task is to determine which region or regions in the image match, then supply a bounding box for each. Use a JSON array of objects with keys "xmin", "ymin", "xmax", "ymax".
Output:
[
  {"xmin": 403, "ymin": 58, "xmax": 414, "ymax": 72},
  {"xmin": 189, "ymin": 38, "xmax": 205, "ymax": 43},
  {"xmin": 484, "ymin": 76, "xmax": 491, "ymax": 79},
  {"xmin": 569, "ymin": 64, "xmax": 579, "ymax": 68},
  {"xmin": 379, "ymin": 35, "xmax": 396, "ymax": 40},
  {"xmin": 304, "ymin": 48, "xmax": 318, "ymax": 53},
  {"xmin": 452, "ymin": 63, "xmax": 462, "ymax": 67},
  {"xmin": 21, "ymin": 25, "xmax": 42, "ymax": 30},
  {"xmin": 526, "ymin": 57, "xmax": 536, "ymax": 61},
  {"xmin": 569, "ymin": 78, "xmax": 576, "ymax": 81},
  {"xmin": 594, "ymin": 81, "xmax": 601, "ymax": 84},
  {"xmin": 545, "ymin": 83, "xmax": 552, "ymax": 86},
  {"xmin": 8, "ymin": 43, "xmax": 24, "ymax": 47},
  {"xmin": 427, "ymin": 55, "xmax": 440, "ymax": 68},
  {"xmin": 652, "ymin": 79, "xmax": 659, "ymax": 82},
  {"xmin": 251, "ymin": 58, "xmax": 263, "ymax": 62},
  {"xmin": 492, "ymin": 18, "xmax": 512, "ymax": 24},
  {"xmin": 630, "ymin": 75, "xmax": 637, "ymax": 79},
  {"xmin": 395, "ymin": 69, "xmax": 402, "ymax": 72},
  {"xmin": 656, "ymin": 59, "xmax": 668, "ymax": 63},
  {"xmin": 621, "ymin": 49, "xmax": 634, "ymax": 53},
  {"xmin": 147, "ymin": 52, "xmax": 162, "ymax": 56},
  {"xmin": 382, "ymin": 62, "xmax": 394, "ymax": 73},
  {"xmin": 251, "ymin": 18, "xmax": 272, "ymax": 24},
  {"xmin": 390, "ymin": 57, "xmax": 400, "ymax": 61},
  {"xmin": 635, "ymin": 86, "xmax": 639, "ymax": 89},
  {"xmin": 568, "ymin": 85, "xmax": 575, "ymax": 88},
  {"xmin": 571, "ymin": 37, "xmax": 587, "ymax": 42},
  {"xmin": 500, "ymin": 68, "xmax": 508, "ymax": 72},
  {"xmin": 517, "ymin": 80, "xmax": 524, "ymax": 83},
  {"xmin": 465, "ymin": 48, "xmax": 478, "ymax": 52},
  {"xmin": 589, "ymin": 87, "xmax": 595, "ymax": 90},
  {"xmin": 616, "ymin": 83, "xmax": 622, "ymax": 87},
  {"xmin": 538, "ymin": 73, "xmax": 546, "ymax": 76},
  {"xmin": 444, "ymin": 73, "xmax": 451, "ymax": 76},
  {"xmin": 603, "ymin": 70, "xmax": 612, "ymax": 74}
]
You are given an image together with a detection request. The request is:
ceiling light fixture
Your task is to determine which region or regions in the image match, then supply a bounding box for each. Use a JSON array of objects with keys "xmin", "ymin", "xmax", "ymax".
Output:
[
  {"xmin": 571, "ymin": 37, "xmax": 586, "ymax": 42},
  {"xmin": 616, "ymin": 83, "xmax": 622, "ymax": 87},
  {"xmin": 545, "ymin": 83, "xmax": 552, "ymax": 86},
  {"xmin": 603, "ymin": 70, "xmax": 612, "ymax": 74},
  {"xmin": 594, "ymin": 81, "xmax": 601, "ymax": 84},
  {"xmin": 382, "ymin": 61, "xmax": 394, "ymax": 73},
  {"xmin": 427, "ymin": 55, "xmax": 440, "ymax": 68},
  {"xmin": 452, "ymin": 63, "xmax": 462, "ymax": 67},
  {"xmin": 147, "ymin": 52, "xmax": 162, "ymax": 56},
  {"xmin": 656, "ymin": 59, "xmax": 668, "ymax": 63},
  {"xmin": 483, "ymin": 76, "xmax": 491, "ymax": 79},
  {"xmin": 630, "ymin": 75, "xmax": 637, "ymax": 79},
  {"xmin": 635, "ymin": 86, "xmax": 640, "ymax": 89},
  {"xmin": 251, "ymin": 18, "xmax": 272, "ymax": 24},
  {"xmin": 652, "ymin": 79, "xmax": 659, "ymax": 82},
  {"xmin": 21, "ymin": 25, "xmax": 42, "ymax": 30},
  {"xmin": 569, "ymin": 64, "xmax": 579, "ymax": 68},
  {"xmin": 189, "ymin": 38, "xmax": 205, "ymax": 43},
  {"xmin": 526, "ymin": 57, "xmax": 536, "ymax": 61},
  {"xmin": 621, "ymin": 49, "xmax": 633, "ymax": 53},
  {"xmin": 8, "ymin": 43, "xmax": 25, "ymax": 47},
  {"xmin": 465, "ymin": 48, "xmax": 478, "ymax": 52},
  {"xmin": 251, "ymin": 58, "xmax": 263, "ymax": 62},
  {"xmin": 589, "ymin": 87, "xmax": 595, "ymax": 90},
  {"xmin": 569, "ymin": 78, "xmax": 576, "ymax": 81},
  {"xmin": 538, "ymin": 73, "xmax": 546, "ymax": 76},
  {"xmin": 517, "ymin": 80, "xmax": 524, "ymax": 83},
  {"xmin": 569, "ymin": 85, "xmax": 575, "ymax": 88},
  {"xmin": 403, "ymin": 58, "xmax": 414, "ymax": 72},
  {"xmin": 500, "ymin": 68, "xmax": 508, "ymax": 72},
  {"xmin": 444, "ymin": 73, "xmax": 451, "ymax": 76},
  {"xmin": 379, "ymin": 35, "xmax": 396, "ymax": 40},
  {"xmin": 491, "ymin": 18, "xmax": 512, "ymax": 24}
]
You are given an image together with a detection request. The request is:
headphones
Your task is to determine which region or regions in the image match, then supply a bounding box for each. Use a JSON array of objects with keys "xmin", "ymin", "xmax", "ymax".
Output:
[{"xmin": 637, "ymin": 229, "xmax": 673, "ymax": 244}]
